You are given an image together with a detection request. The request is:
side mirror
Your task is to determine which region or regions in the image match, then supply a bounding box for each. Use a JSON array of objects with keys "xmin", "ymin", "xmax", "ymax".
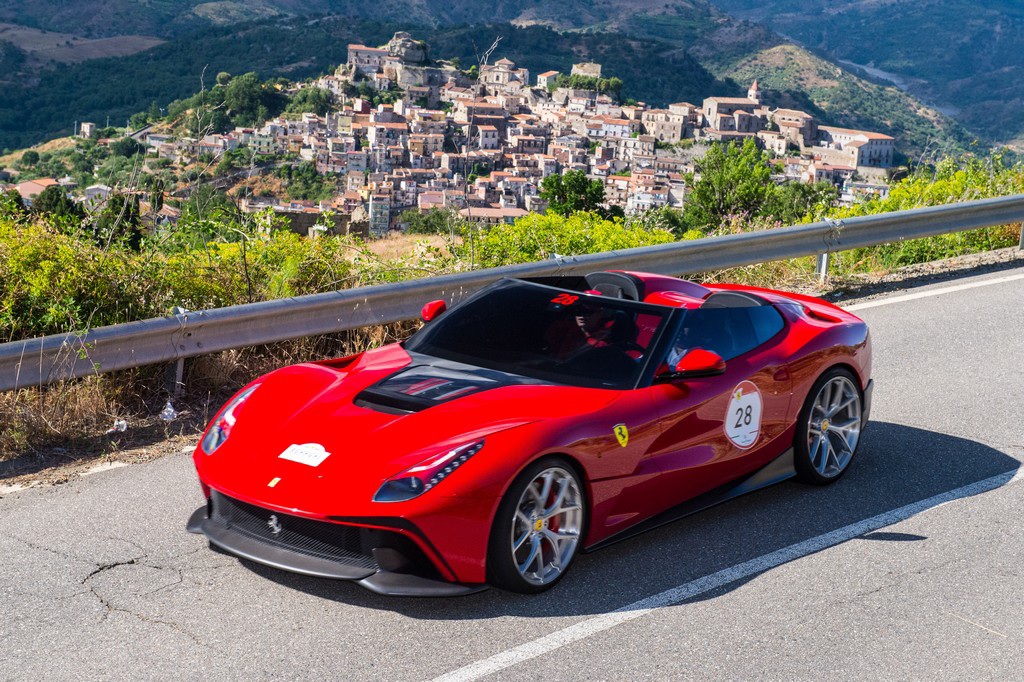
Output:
[
  {"xmin": 672, "ymin": 348, "xmax": 726, "ymax": 378},
  {"xmin": 421, "ymin": 299, "xmax": 447, "ymax": 322}
]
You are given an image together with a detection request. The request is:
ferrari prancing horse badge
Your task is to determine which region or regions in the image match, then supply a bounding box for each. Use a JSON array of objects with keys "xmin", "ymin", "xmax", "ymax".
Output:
[{"xmin": 613, "ymin": 423, "xmax": 629, "ymax": 447}]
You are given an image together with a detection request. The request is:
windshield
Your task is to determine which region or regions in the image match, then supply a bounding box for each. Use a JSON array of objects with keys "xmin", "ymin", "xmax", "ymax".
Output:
[{"xmin": 404, "ymin": 279, "xmax": 671, "ymax": 389}]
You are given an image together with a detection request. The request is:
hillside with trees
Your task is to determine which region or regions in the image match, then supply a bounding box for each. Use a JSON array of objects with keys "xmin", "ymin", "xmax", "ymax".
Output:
[
  {"xmin": 709, "ymin": 0, "xmax": 1024, "ymax": 147},
  {"xmin": 0, "ymin": 0, "xmax": 978, "ymax": 157}
]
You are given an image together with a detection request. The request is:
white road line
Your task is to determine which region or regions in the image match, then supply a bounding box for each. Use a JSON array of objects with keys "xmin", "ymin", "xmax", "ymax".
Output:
[
  {"xmin": 844, "ymin": 272, "xmax": 1024, "ymax": 311},
  {"xmin": 433, "ymin": 467, "xmax": 1024, "ymax": 682}
]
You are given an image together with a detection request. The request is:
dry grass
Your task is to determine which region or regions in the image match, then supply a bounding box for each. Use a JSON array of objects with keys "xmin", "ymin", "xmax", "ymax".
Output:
[
  {"xmin": 0, "ymin": 320, "xmax": 421, "ymax": 470},
  {"xmin": 364, "ymin": 232, "xmax": 454, "ymax": 260},
  {"xmin": 0, "ymin": 137, "xmax": 77, "ymax": 168},
  {"xmin": 696, "ymin": 255, "xmax": 821, "ymax": 293},
  {"xmin": 0, "ymin": 23, "xmax": 164, "ymax": 67}
]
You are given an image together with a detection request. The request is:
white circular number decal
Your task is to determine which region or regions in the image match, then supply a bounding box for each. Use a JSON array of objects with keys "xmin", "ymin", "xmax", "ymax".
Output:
[{"xmin": 725, "ymin": 380, "xmax": 763, "ymax": 449}]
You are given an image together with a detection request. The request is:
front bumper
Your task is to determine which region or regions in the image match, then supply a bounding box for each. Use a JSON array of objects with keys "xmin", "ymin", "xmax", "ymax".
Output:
[{"xmin": 186, "ymin": 491, "xmax": 486, "ymax": 597}]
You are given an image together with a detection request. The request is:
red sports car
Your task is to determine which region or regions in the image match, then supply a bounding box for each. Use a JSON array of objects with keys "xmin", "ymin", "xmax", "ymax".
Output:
[{"xmin": 187, "ymin": 271, "xmax": 872, "ymax": 595}]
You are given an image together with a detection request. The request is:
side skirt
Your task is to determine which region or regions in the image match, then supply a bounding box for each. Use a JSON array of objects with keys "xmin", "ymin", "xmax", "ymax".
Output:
[{"xmin": 585, "ymin": 447, "xmax": 796, "ymax": 552}]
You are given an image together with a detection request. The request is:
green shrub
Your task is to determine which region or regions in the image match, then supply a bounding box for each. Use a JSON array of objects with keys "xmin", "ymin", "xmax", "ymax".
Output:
[{"xmin": 459, "ymin": 212, "xmax": 675, "ymax": 268}]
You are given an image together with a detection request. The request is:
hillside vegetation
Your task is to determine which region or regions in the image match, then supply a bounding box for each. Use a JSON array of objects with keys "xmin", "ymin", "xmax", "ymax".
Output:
[
  {"xmin": 0, "ymin": 19, "xmax": 726, "ymax": 151},
  {"xmin": 709, "ymin": 0, "xmax": 1024, "ymax": 146},
  {"xmin": 0, "ymin": 0, "xmax": 982, "ymax": 156}
]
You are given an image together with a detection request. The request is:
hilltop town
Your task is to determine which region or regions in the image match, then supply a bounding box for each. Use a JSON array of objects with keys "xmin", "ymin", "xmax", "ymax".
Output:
[{"xmin": 5, "ymin": 32, "xmax": 896, "ymax": 237}]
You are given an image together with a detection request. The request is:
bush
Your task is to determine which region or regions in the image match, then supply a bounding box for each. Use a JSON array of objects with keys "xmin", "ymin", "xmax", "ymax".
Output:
[
  {"xmin": 831, "ymin": 156, "xmax": 1024, "ymax": 271},
  {"xmin": 459, "ymin": 212, "xmax": 675, "ymax": 268}
]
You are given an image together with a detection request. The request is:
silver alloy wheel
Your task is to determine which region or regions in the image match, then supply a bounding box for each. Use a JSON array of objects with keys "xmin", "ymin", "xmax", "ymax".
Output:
[
  {"xmin": 510, "ymin": 466, "xmax": 583, "ymax": 586},
  {"xmin": 807, "ymin": 375, "xmax": 862, "ymax": 478}
]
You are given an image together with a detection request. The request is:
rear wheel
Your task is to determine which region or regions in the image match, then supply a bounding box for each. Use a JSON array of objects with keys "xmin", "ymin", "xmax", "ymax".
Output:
[
  {"xmin": 487, "ymin": 458, "xmax": 585, "ymax": 593},
  {"xmin": 794, "ymin": 368, "xmax": 863, "ymax": 485}
]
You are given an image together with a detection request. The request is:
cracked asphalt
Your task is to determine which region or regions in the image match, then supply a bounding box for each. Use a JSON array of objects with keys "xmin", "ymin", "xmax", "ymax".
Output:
[{"xmin": 1, "ymin": 263, "xmax": 1022, "ymax": 680}]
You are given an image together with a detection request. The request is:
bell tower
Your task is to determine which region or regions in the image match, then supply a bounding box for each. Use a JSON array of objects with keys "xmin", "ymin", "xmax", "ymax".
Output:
[{"xmin": 747, "ymin": 79, "xmax": 761, "ymax": 104}]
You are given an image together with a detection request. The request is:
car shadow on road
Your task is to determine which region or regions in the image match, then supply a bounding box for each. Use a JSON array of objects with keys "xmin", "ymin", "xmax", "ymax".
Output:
[{"xmin": 238, "ymin": 421, "xmax": 1019, "ymax": 620}]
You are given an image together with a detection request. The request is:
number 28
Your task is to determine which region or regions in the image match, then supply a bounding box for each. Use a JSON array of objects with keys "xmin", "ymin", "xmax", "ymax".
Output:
[{"xmin": 734, "ymin": 405, "xmax": 752, "ymax": 428}]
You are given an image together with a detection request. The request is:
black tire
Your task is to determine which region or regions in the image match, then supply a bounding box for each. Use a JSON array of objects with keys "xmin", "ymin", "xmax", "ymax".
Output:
[
  {"xmin": 487, "ymin": 458, "xmax": 586, "ymax": 594},
  {"xmin": 794, "ymin": 367, "xmax": 864, "ymax": 485}
]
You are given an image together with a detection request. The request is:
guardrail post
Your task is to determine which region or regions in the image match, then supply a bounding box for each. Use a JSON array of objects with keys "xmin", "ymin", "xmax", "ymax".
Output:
[
  {"xmin": 1019, "ymin": 224, "xmax": 1024, "ymax": 250},
  {"xmin": 166, "ymin": 305, "xmax": 188, "ymax": 397},
  {"xmin": 815, "ymin": 252, "xmax": 831, "ymax": 283},
  {"xmin": 165, "ymin": 359, "xmax": 185, "ymax": 397}
]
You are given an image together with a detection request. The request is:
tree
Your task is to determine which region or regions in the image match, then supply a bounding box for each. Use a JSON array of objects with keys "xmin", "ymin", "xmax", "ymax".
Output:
[
  {"xmin": 540, "ymin": 170, "xmax": 606, "ymax": 217},
  {"xmin": 400, "ymin": 207, "xmax": 462, "ymax": 235},
  {"xmin": 110, "ymin": 137, "xmax": 145, "ymax": 158},
  {"xmin": 1, "ymin": 188, "xmax": 27, "ymax": 217},
  {"xmin": 683, "ymin": 139, "xmax": 775, "ymax": 231},
  {"xmin": 224, "ymin": 73, "xmax": 263, "ymax": 124},
  {"xmin": 180, "ymin": 184, "xmax": 236, "ymax": 226},
  {"xmin": 92, "ymin": 192, "xmax": 143, "ymax": 250},
  {"xmin": 32, "ymin": 185, "xmax": 83, "ymax": 222},
  {"xmin": 766, "ymin": 181, "xmax": 839, "ymax": 225},
  {"xmin": 628, "ymin": 206, "xmax": 686, "ymax": 234},
  {"xmin": 286, "ymin": 87, "xmax": 332, "ymax": 116},
  {"xmin": 19, "ymin": 150, "xmax": 39, "ymax": 166},
  {"xmin": 223, "ymin": 72, "xmax": 286, "ymax": 127}
]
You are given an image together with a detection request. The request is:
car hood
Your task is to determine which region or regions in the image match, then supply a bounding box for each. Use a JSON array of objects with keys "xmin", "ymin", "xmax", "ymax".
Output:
[{"xmin": 195, "ymin": 344, "xmax": 618, "ymax": 513}]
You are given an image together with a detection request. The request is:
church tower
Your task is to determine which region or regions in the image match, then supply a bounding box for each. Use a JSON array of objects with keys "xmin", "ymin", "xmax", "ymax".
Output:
[{"xmin": 747, "ymin": 79, "xmax": 761, "ymax": 104}]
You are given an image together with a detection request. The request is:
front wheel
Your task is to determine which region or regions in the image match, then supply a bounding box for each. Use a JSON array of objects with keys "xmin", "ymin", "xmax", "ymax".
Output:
[
  {"xmin": 794, "ymin": 368, "xmax": 864, "ymax": 485},
  {"xmin": 487, "ymin": 459, "xmax": 585, "ymax": 593}
]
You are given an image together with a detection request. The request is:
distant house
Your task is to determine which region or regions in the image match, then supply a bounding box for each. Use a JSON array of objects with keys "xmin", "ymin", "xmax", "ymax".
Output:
[
  {"xmin": 536, "ymin": 70, "xmax": 560, "ymax": 90},
  {"xmin": 347, "ymin": 44, "xmax": 388, "ymax": 78},
  {"xmin": 14, "ymin": 178, "xmax": 59, "ymax": 205},
  {"xmin": 641, "ymin": 109, "xmax": 686, "ymax": 143},
  {"xmin": 816, "ymin": 126, "xmax": 895, "ymax": 168},
  {"xmin": 84, "ymin": 184, "xmax": 113, "ymax": 209}
]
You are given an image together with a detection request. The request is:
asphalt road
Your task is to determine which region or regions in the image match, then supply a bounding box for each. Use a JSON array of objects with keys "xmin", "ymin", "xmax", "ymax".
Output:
[{"xmin": 2, "ymin": 264, "xmax": 1023, "ymax": 681}]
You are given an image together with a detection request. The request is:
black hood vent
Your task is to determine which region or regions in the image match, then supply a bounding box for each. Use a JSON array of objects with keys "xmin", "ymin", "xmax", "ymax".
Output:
[{"xmin": 354, "ymin": 357, "xmax": 540, "ymax": 414}]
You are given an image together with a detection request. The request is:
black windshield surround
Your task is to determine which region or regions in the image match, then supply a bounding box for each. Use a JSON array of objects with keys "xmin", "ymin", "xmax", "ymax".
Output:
[{"xmin": 404, "ymin": 279, "xmax": 673, "ymax": 390}]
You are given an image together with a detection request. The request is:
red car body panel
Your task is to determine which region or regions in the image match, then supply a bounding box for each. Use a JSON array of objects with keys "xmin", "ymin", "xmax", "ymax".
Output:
[{"xmin": 189, "ymin": 271, "xmax": 871, "ymax": 591}]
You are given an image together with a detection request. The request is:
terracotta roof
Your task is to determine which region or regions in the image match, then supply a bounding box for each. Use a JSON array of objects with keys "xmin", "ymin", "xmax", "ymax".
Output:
[
  {"xmin": 459, "ymin": 207, "xmax": 529, "ymax": 218},
  {"xmin": 705, "ymin": 97, "xmax": 759, "ymax": 105},
  {"xmin": 819, "ymin": 125, "xmax": 894, "ymax": 141},
  {"xmin": 773, "ymin": 108, "xmax": 813, "ymax": 119}
]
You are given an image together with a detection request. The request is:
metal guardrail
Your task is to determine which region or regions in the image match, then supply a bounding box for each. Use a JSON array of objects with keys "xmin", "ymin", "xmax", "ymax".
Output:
[{"xmin": 2, "ymin": 194, "xmax": 1024, "ymax": 392}]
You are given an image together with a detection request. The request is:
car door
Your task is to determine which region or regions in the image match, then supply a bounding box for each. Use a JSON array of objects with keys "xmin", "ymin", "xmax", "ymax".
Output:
[{"xmin": 615, "ymin": 301, "xmax": 794, "ymax": 520}]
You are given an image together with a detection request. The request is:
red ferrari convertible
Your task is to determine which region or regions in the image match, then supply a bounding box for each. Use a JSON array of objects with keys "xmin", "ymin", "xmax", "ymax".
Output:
[{"xmin": 188, "ymin": 271, "xmax": 872, "ymax": 595}]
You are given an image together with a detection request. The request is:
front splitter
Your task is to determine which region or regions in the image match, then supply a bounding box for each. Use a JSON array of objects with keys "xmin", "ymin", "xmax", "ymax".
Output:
[{"xmin": 187, "ymin": 506, "xmax": 487, "ymax": 597}]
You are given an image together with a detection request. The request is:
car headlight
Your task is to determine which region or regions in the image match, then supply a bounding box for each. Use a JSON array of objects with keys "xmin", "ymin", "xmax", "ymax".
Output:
[
  {"xmin": 200, "ymin": 384, "xmax": 260, "ymax": 455},
  {"xmin": 373, "ymin": 440, "xmax": 484, "ymax": 502}
]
